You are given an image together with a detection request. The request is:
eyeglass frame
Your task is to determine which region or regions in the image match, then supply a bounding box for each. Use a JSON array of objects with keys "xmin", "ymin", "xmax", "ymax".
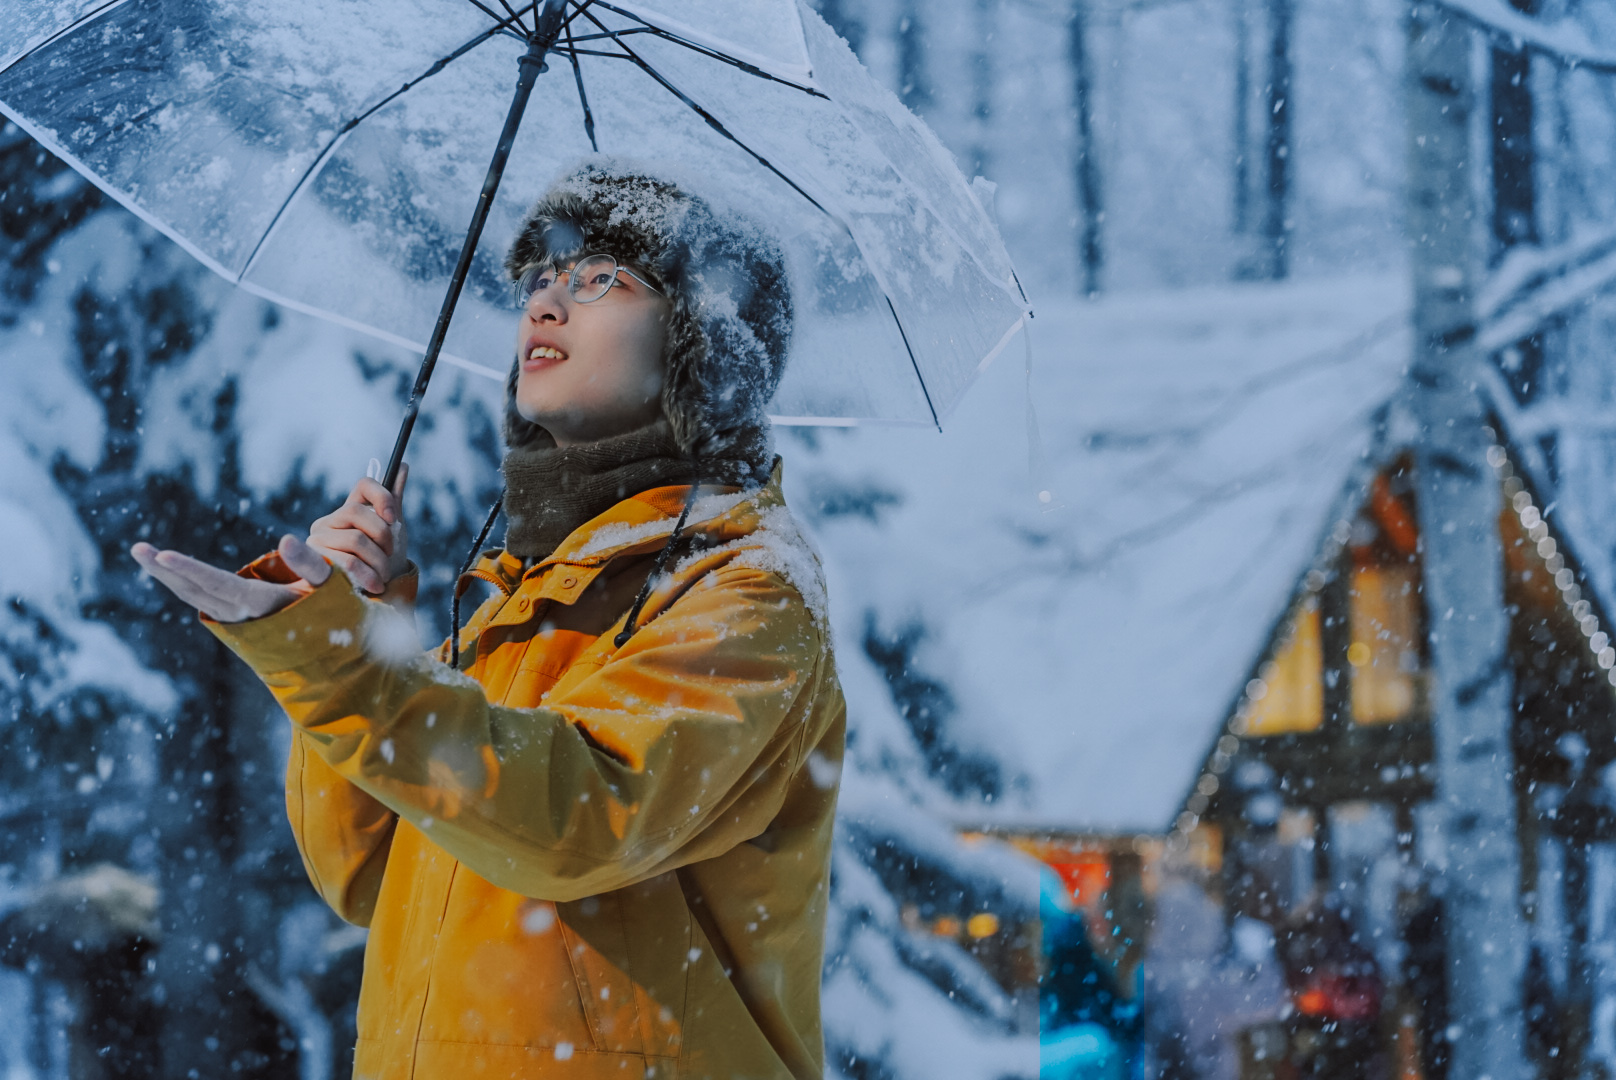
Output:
[{"xmin": 513, "ymin": 253, "xmax": 665, "ymax": 309}]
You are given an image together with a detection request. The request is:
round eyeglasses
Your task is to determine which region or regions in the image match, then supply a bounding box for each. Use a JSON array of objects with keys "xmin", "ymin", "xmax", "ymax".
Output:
[{"xmin": 514, "ymin": 254, "xmax": 664, "ymax": 309}]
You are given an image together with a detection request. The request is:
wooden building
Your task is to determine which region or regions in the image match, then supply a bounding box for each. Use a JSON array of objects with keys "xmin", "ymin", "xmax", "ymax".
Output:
[
  {"xmin": 885, "ymin": 421, "xmax": 1616, "ymax": 1078},
  {"xmin": 1154, "ymin": 428, "xmax": 1616, "ymax": 1079}
]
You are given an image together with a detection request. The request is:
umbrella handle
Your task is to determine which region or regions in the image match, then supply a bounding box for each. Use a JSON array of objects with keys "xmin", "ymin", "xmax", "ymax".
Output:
[{"xmin": 382, "ymin": 0, "xmax": 569, "ymax": 490}]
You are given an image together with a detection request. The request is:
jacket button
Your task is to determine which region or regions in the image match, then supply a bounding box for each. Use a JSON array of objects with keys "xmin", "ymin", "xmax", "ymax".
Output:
[
  {"xmin": 516, "ymin": 597, "xmax": 530, "ymax": 612},
  {"xmin": 561, "ymin": 576, "xmax": 577, "ymax": 588}
]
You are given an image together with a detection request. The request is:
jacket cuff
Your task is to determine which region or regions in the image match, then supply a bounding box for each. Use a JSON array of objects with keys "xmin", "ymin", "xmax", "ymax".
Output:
[
  {"xmin": 241, "ymin": 550, "xmax": 417, "ymax": 606},
  {"xmin": 239, "ymin": 549, "xmax": 302, "ymax": 585},
  {"xmin": 377, "ymin": 560, "xmax": 419, "ymax": 609},
  {"xmin": 203, "ymin": 564, "xmax": 372, "ymax": 678}
]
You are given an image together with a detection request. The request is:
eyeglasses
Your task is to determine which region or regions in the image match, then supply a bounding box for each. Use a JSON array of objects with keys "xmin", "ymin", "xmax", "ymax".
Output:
[{"xmin": 514, "ymin": 253, "xmax": 664, "ymax": 309}]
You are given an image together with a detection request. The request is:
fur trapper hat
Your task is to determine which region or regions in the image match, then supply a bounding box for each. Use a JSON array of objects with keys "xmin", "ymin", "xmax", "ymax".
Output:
[{"xmin": 503, "ymin": 159, "xmax": 793, "ymax": 461}]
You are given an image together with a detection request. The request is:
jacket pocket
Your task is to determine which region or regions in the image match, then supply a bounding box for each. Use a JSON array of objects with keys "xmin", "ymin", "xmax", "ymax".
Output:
[
  {"xmin": 505, "ymin": 627, "xmax": 600, "ymax": 708},
  {"xmin": 557, "ymin": 892, "xmax": 643, "ymax": 1055},
  {"xmin": 414, "ymin": 868, "xmax": 595, "ymax": 1051},
  {"xmin": 558, "ymin": 875, "xmax": 691, "ymax": 1060}
]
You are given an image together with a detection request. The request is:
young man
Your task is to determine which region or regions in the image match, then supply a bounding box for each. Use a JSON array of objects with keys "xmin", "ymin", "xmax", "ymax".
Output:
[{"xmin": 132, "ymin": 163, "xmax": 845, "ymax": 1080}]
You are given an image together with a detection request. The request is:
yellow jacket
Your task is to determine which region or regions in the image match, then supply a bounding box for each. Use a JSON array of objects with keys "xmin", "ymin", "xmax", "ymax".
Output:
[{"xmin": 208, "ymin": 466, "xmax": 845, "ymax": 1080}]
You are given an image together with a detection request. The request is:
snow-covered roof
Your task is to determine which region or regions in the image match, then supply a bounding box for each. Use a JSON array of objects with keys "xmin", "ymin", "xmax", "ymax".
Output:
[{"xmin": 788, "ymin": 274, "xmax": 1414, "ymax": 833}]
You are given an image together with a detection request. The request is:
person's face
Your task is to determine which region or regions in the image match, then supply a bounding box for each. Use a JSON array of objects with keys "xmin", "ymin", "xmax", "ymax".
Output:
[{"xmin": 512, "ymin": 257, "xmax": 671, "ymax": 446}]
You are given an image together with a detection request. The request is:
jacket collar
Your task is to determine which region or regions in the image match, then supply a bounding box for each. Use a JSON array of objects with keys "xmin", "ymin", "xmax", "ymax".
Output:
[{"xmin": 462, "ymin": 458, "xmax": 785, "ymax": 596}]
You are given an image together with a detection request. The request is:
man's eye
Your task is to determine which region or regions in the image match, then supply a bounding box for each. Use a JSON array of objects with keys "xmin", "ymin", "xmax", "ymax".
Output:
[{"xmin": 591, "ymin": 272, "xmax": 614, "ymax": 287}]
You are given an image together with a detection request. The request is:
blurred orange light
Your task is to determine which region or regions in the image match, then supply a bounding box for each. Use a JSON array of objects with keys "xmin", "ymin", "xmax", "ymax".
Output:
[
  {"xmin": 1297, "ymin": 988, "xmax": 1331, "ymax": 1016},
  {"xmin": 1047, "ymin": 854, "xmax": 1111, "ymax": 907}
]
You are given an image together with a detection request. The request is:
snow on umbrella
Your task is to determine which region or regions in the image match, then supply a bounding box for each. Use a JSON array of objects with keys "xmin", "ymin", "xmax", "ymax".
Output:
[{"xmin": 0, "ymin": 0, "xmax": 1029, "ymax": 486}]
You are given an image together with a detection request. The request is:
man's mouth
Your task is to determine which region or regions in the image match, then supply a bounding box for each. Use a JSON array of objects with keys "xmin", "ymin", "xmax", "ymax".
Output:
[{"xmin": 527, "ymin": 345, "xmax": 567, "ymax": 363}]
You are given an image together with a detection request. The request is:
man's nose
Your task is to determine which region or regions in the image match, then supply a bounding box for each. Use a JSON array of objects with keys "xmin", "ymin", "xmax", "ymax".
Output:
[{"xmin": 526, "ymin": 285, "xmax": 568, "ymax": 322}]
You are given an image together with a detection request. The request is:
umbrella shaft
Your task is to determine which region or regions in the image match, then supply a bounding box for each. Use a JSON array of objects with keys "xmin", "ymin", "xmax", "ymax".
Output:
[{"xmin": 384, "ymin": 7, "xmax": 567, "ymax": 490}]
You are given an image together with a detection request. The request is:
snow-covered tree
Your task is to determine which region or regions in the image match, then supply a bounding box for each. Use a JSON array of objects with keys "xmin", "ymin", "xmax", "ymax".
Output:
[
  {"xmin": 0, "ymin": 116, "xmax": 505, "ymax": 1079},
  {"xmin": 803, "ymin": 467, "xmax": 1040, "ymax": 1077}
]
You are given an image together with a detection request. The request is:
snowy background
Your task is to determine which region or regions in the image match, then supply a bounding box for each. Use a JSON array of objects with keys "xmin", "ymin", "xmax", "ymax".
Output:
[{"xmin": 6, "ymin": 0, "xmax": 1616, "ymax": 1078}]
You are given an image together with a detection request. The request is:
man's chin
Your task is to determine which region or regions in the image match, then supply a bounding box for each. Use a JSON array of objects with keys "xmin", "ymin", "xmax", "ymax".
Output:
[
  {"xmin": 513, "ymin": 398, "xmax": 569, "ymax": 427},
  {"xmin": 514, "ymin": 401, "xmax": 592, "ymax": 445}
]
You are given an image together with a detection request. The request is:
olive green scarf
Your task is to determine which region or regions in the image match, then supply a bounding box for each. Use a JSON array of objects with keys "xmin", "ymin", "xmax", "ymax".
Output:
[{"xmin": 500, "ymin": 419, "xmax": 770, "ymax": 560}]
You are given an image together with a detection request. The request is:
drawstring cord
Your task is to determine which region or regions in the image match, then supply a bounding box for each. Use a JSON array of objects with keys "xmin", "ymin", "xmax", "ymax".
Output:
[
  {"xmin": 450, "ymin": 495, "xmax": 504, "ymax": 670},
  {"xmin": 614, "ymin": 473, "xmax": 700, "ymax": 649},
  {"xmin": 448, "ymin": 461, "xmax": 706, "ymax": 666}
]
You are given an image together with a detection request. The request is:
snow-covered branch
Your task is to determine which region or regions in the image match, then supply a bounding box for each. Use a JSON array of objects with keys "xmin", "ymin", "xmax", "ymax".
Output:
[
  {"xmin": 243, "ymin": 963, "xmax": 333, "ymax": 1080},
  {"xmin": 1477, "ymin": 228, "xmax": 1616, "ymax": 352},
  {"xmin": 1437, "ymin": 0, "xmax": 1616, "ymax": 73}
]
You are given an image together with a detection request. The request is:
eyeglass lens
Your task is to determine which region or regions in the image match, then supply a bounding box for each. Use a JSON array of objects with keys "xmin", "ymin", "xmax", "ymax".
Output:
[{"xmin": 518, "ymin": 254, "xmax": 620, "ymax": 308}]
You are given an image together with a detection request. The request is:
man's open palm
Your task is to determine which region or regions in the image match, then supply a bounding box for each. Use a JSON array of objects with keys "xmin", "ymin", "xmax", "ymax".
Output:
[{"xmin": 131, "ymin": 535, "xmax": 331, "ymax": 623}]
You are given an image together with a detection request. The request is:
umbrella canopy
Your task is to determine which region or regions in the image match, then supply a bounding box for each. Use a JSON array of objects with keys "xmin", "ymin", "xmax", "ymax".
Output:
[{"xmin": 0, "ymin": 0, "xmax": 1028, "ymax": 433}]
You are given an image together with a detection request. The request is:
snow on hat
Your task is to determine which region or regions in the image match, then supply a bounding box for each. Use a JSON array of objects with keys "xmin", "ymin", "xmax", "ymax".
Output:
[{"xmin": 504, "ymin": 158, "xmax": 793, "ymax": 462}]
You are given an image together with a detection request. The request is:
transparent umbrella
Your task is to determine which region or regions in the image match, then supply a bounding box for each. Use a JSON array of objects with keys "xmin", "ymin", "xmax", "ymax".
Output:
[{"xmin": 0, "ymin": 0, "xmax": 1030, "ymax": 486}]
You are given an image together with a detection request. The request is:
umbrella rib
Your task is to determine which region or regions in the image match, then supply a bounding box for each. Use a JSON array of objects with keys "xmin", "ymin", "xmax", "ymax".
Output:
[
  {"xmin": 458, "ymin": 0, "xmax": 531, "ymax": 39},
  {"xmin": 1010, "ymin": 268, "xmax": 1030, "ymax": 307},
  {"xmin": 573, "ymin": 10, "xmax": 830, "ymax": 216},
  {"xmin": 563, "ymin": 29, "xmax": 656, "ymax": 42},
  {"xmin": 574, "ymin": 8, "xmax": 947, "ymax": 426},
  {"xmin": 239, "ymin": 18, "xmax": 518, "ymax": 280},
  {"xmin": 561, "ymin": 0, "xmax": 602, "ymax": 34},
  {"xmin": 492, "ymin": 0, "xmax": 530, "ymax": 34},
  {"xmin": 0, "ymin": 0, "xmax": 134, "ymax": 78},
  {"xmin": 885, "ymin": 295, "xmax": 941, "ymax": 430},
  {"xmin": 563, "ymin": 22, "xmax": 599, "ymax": 151},
  {"xmin": 588, "ymin": 0, "xmax": 826, "ymax": 98}
]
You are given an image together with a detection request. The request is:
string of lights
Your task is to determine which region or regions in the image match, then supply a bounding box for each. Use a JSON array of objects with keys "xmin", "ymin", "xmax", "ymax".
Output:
[{"xmin": 1487, "ymin": 440, "xmax": 1616, "ymax": 684}]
